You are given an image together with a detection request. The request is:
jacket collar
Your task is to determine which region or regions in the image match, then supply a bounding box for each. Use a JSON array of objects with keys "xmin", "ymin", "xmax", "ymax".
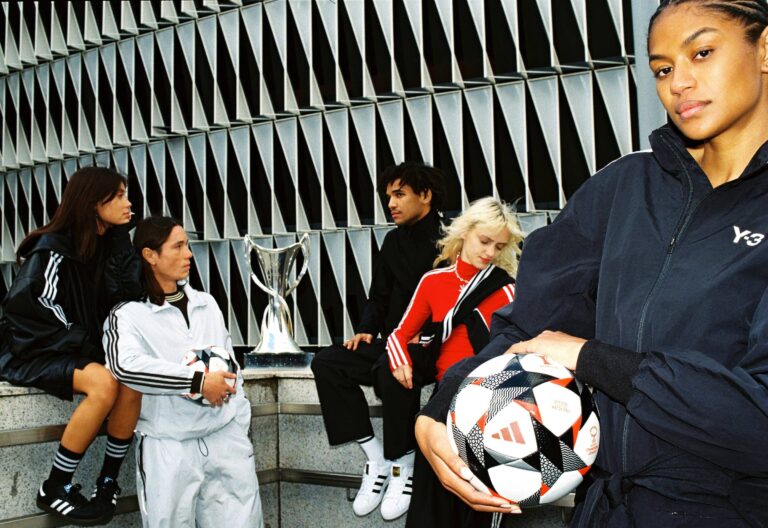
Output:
[
  {"xmin": 149, "ymin": 282, "xmax": 208, "ymax": 313},
  {"xmin": 399, "ymin": 208, "xmax": 442, "ymax": 240},
  {"xmin": 650, "ymin": 124, "xmax": 768, "ymax": 182}
]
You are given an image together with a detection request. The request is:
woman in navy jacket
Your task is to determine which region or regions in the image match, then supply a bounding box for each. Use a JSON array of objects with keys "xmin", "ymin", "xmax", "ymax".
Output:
[{"xmin": 415, "ymin": 1, "xmax": 768, "ymax": 526}]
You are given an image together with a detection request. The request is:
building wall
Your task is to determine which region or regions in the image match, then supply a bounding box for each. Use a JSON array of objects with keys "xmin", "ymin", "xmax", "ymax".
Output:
[{"xmin": 0, "ymin": 0, "xmax": 640, "ymax": 348}]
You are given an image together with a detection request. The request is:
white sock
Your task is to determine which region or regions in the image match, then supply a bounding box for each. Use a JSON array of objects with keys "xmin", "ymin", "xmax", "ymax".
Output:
[
  {"xmin": 391, "ymin": 449, "xmax": 415, "ymax": 467},
  {"xmin": 356, "ymin": 435, "xmax": 385, "ymax": 463}
]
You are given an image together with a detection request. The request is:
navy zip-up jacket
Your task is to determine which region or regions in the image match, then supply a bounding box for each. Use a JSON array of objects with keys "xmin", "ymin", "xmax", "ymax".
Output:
[{"xmin": 422, "ymin": 125, "xmax": 768, "ymax": 527}]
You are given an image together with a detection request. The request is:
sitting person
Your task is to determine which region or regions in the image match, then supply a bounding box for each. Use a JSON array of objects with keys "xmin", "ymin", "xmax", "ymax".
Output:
[
  {"xmin": 0, "ymin": 166, "xmax": 143, "ymax": 526},
  {"xmin": 381, "ymin": 197, "xmax": 523, "ymax": 523},
  {"xmin": 103, "ymin": 216, "xmax": 263, "ymax": 528},
  {"xmin": 311, "ymin": 162, "xmax": 446, "ymax": 519}
]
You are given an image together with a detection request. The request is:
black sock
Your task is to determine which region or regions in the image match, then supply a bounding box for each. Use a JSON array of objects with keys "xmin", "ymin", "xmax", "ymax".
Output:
[
  {"xmin": 99, "ymin": 435, "xmax": 133, "ymax": 481},
  {"xmin": 47, "ymin": 445, "xmax": 83, "ymax": 488}
]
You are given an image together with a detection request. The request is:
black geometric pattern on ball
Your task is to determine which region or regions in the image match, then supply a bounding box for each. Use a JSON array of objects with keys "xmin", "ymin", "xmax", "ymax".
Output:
[
  {"xmin": 532, "ymin": 418, "xmax": 564, "ymax": 471},
  {"xmin": 560, "ymin": 440, "xmax": 587, "ymax": 472},
  {"xmin": 465, "ymin": 423, "xmax": 486, "ymax": 467},
  {"xmin": 539, "ymin": 455, "xmax": 563, "ymax": 488}
]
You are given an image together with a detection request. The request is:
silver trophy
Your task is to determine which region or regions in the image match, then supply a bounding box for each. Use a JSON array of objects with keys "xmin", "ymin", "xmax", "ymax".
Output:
[{"xmin": 244, "ymin": 233, "xmax": 310, "ymax": 355}]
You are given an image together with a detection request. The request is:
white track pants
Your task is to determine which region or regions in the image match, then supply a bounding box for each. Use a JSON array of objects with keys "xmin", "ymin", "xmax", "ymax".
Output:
[{"xmin": 136, "ymin": 419, "xmax": 263, "ymax": 528}]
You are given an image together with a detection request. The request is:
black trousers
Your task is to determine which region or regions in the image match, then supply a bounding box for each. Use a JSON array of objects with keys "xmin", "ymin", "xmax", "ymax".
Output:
[{"xmin": 311, "ymin": 339, "xmax": 438, "ymax": 460}]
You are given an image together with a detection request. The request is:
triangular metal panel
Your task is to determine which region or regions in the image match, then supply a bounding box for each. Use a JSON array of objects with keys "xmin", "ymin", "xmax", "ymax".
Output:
[
  {"xmin": 321, "ymin": 230, "xmax": 346, "ymax": 307},
  {"xmin": 527, "ymin": 77, "xmax": 563, "ymax": 204},
  {"xmin": 432, "ymin": 0, "xmax": 462, "ymax": 83},
  {"xmin": 594, "ymin": 67, "xmax": 632, "ymax": 156},
  {"xmin": 18, "ymin": 10, "xmax": 36, "ymax": 65},
  {"xmin": 83, "ymin": 2, "xmax": 102, "ymax": 46},
  {"xmin": 275, "ymin": 118, "xmax": 309, "ymax": 230},
  {"xmin": 606, "ymin": 0, "xmax": 625, "ymax": 55},
  {"xmin": 140, "ymin": 2, "xmax": 159, "ymax": 30},
  {"xmin": 252, "ymin": 122, "xmax": 284, "ymax": 234},
  {"xmin": 229, "ymin": 126, "xmax": 261, "ymax": 235},
  {"xmin": 404, "ymin": 96, "xmax": 432, "ymax": 164},
  {"xmin": 433, "ymin": 91, "xmax": 464, "ymax": 183},
  {"xmin": 347, "ymin": 228, "xmax": 372, "ymax": 296},
  {"xmin": 120, "ymin": 1, "xmax": 140, "ymax": 35},
  {"xmin": 561, "ymin": 72, "xmax": 595, "ymax": 174},
  {"xmin": 190, "ymin": 242, "xmax": 211, "ymax": 293},
  {"xmin": 67, "ymin": 3, "xmax": 86, "ymax": 51},
  {"xmin": 34, "ymin": 5, "xmax": 53, "ymax": 61},
  {"xmin": 102, "ymin": 2, "xmax": 121, "ymax": 40},
  {"xmin": 22, "ymin": 70, "xmax": 46, "ymax": 163},
  {"xmin": 495, "ymin": 82, "xmax": 531, "ymax": 210},
  {"xmin": 464, "ymin": 87, "xmax": 495, "ymax": 178},
  {"xmin": 377, "ymin": 100, "xmax": 404, "ymax": 162}
]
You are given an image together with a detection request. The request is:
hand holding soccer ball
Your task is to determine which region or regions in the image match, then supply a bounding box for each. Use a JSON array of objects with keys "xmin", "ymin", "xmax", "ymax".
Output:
[{"xmin": 182, "ymin": 346, "xmax": 238, "ymax": 406}]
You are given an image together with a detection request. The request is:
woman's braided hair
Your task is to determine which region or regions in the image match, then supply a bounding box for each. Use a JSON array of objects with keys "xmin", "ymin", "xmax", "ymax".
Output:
[{"xmin": 649, "ymin": 0, "xmax": 768, "ymax": 44}]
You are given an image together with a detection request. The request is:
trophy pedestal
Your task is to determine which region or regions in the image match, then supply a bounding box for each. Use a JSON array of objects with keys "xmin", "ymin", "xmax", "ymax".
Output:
[{"xmin": 244, "ymin": 352, "xmax": 313, "ymax": 369}]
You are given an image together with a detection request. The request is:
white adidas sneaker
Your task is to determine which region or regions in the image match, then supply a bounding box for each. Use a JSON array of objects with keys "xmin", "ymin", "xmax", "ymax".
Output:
[
  {"xmin": 352, "ymin": 460, "xmax": 391, "ymax": 516},
  {"xmin": 380, "ymin": 463, "xmax": 413, "ymax": 520}
]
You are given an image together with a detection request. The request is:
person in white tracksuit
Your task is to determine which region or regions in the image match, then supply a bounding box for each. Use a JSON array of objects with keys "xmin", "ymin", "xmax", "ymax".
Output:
[{"xmin": 102, "ymin": 216, "xmax": 263, "ymax": 528}]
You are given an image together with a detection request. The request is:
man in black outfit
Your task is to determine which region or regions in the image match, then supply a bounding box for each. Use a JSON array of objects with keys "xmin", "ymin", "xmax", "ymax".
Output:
[{"xmin": 311, "ymin": 161, "xmax": 446, "ymax": 521}]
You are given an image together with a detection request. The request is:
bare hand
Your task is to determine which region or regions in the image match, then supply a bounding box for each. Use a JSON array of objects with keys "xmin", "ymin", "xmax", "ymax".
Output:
[
  {"xmin": 408, "ymin": 332, "xmax": 422, "ymax": 345},
  {"xmin": 392, "ymin": 364, "xmax": 413, "ymax": 389},
  {"xmin": 343, "ymin": 333, "xmax": 373, "ymax": 351},
  {"xmin": 506, "ymin": 330, "xmax": 586, "ymax": 370},
  {"xmin": 415, "ymin": 416, "xmax": 521, "ymax": 514},
  {"xmin": 202, "ymin": 371, "xmax": 237, "ymax": 407}
]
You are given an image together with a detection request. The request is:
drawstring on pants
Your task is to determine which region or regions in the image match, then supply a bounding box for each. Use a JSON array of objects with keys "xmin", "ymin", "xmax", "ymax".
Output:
[{"xmin": 197, "ymin": 437, "xmax": 209, "ymax": 457}]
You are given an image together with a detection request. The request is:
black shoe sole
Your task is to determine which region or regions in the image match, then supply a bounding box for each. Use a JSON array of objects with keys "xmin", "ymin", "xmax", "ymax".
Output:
[{"xmin": 36, "ymin": 496, "xmax": 111, "ymax": 527}]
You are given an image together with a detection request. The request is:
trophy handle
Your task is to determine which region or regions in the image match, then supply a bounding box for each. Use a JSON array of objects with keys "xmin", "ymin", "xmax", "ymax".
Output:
[
  {"xmin": 285, "ymin": 233, "xmax": 310, "ymax": 297},
  {"xmin": 244, "ymin": 236, "xmax": 278, "ymax": 297}
]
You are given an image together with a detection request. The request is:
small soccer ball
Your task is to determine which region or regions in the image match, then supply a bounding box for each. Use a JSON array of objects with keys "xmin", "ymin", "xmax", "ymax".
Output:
[
  {"xmin": 181, "ymin": 345, "xmax": 237, "ymax": 405},
  {"xmin": 447, "ymin": 353, "xmax": 599, "ymax": 507}
]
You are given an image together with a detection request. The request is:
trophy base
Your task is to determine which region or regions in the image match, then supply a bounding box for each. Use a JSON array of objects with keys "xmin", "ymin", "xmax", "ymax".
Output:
[{"xmin": 244, "ymin": 352, "xmax": 313, "ymax": 369}]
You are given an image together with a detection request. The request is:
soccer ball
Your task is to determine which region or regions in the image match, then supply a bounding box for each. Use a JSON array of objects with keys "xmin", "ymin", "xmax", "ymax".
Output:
[
  {"xmin": 447, "ymin": 353, "xmax": 599, "ymax": 507},
  {"xmin": 182, "ymin": 345, "xmax": 237, "ymax": 405}
]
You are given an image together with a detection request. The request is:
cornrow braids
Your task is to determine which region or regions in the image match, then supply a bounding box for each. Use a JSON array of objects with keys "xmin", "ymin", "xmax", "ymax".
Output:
[{"xmin": 649, "ymin": 0, "xmax": 768, "ymax": 45}]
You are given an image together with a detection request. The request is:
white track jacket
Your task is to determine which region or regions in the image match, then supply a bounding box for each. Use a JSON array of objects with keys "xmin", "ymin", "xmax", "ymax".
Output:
[{"xmin": 103, "ymin": 284, "xmax": 250, "ymax": 441}]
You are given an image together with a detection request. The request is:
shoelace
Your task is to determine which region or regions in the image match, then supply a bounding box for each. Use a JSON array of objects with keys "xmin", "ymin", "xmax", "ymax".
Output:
[{"xmin": 62, "ymin": 483, "xmax": 88, "ymax": 507}]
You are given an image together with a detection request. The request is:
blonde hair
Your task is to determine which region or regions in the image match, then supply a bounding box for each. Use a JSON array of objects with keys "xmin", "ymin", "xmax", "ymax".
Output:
[{"xmin": 434, "ymin": 197, "xmax": 524, "ymax": 276}]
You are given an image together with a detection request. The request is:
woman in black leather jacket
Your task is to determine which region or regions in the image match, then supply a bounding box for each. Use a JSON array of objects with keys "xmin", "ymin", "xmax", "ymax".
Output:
[{"xmin": 0, "ymin": 166, "xmax": 143, "ymax": 526}]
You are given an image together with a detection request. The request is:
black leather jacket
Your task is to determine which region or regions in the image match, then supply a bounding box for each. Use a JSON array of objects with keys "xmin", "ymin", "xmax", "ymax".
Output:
[{"xmin": 0, "ymin": 227, "xmax": 141, "ymax": 365}]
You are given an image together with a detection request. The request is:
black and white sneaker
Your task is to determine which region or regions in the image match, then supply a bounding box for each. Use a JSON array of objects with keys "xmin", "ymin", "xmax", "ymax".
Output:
[
  {"xmin": 36, "ymin": 481, "xmax": 105, "ymax": 526},
  {"xmin": 91, "ymin": 477, "xmax": 121, "ymax": 522}
]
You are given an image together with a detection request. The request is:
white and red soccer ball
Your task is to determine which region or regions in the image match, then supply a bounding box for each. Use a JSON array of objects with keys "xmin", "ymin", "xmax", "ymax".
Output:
[
  {"xmin": 182, "ymin": 345, "xmax": 237, "ymax": 405},
  {"xmin": 447, "ymin": 353, "xmax": 600, "ymax": 507}
]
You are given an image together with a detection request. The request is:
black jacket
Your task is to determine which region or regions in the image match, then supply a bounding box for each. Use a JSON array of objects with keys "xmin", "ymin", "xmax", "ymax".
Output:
[
  {"xmin": 424, "ymin": 125, "xmax": 768, "ymax": 527},
  {"xmin": 0, "ymin": 227, "xmax": 142, "ymax": 365},
  {"xmin": 357, "ymin": 209, "xmax": 442, "ymax": 337}
]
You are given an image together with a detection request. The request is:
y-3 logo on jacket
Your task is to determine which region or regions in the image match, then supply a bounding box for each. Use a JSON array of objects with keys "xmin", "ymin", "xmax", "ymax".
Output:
[{"xmin": 733, "ymin": 226, "xmax": 765, "ymax": 246}]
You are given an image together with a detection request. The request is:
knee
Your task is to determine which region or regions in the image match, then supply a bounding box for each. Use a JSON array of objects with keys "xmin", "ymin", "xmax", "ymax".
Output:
[
  {"xmin": 85, "ymin": 367, "xmax": 119, "ymax": 408},
  {"xmin": 310, "ymin": 349, "xmax": 332, "ymax": 377}
]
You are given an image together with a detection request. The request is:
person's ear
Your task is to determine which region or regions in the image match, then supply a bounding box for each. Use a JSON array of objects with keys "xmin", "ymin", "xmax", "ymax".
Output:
[
  {"xmin": 420, "ymin": 188, "xmax": 433, "ymax": 205},
  {"xmin": 760, "ymin": 27, "xmax": 768, "ymax": 73},
  {"xmin": 142, "ymin": 247, "xmax": 157, "ymax": 266}
]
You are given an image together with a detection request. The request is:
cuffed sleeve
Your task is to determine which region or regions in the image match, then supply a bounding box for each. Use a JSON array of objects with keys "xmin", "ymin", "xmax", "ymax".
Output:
[{"xmin": 575, "ymin": 340, "xmax": 643, "ymax": 405}]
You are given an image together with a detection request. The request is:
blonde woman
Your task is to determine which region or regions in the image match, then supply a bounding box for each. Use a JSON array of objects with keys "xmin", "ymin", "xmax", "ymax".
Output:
[{"xmin": 373, "ymin": 197, "xmax": 523, "ymax": 522}]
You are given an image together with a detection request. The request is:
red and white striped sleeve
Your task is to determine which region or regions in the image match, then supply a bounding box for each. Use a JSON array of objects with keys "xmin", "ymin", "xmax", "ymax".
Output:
[{"xmin": 386, "ymin": 274, "xmax": 434, "ymax": 372}]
